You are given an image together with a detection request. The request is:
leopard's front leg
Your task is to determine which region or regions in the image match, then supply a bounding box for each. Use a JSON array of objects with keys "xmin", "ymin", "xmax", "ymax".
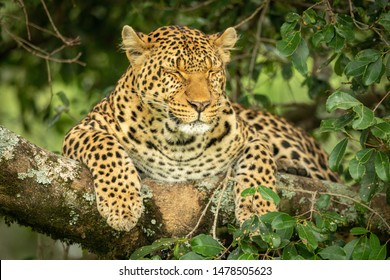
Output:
[
  {"xmin": 232, "ymin": 139, "xmax": 277, "ymax": 224},
  {"xmin": 63, "ymin": 127, "xmax": 143, "ymax": 231}
]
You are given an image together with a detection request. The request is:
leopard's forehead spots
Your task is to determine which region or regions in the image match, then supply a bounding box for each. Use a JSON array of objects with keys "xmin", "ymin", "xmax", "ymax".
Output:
[{"xmin": 146, "ymin": 26, "xmax": 222, "ymax": 71}]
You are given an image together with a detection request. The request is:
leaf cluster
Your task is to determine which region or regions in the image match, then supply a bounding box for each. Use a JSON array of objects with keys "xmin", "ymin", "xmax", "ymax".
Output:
[{"xmin": 130, "ymin": 188, "xmax": 388, "ymax": 260}]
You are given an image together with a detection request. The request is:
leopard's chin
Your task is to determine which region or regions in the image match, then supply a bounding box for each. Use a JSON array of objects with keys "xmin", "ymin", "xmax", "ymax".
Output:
[{"xmin": 177, "ymin": 121, "xmax": 211, "ymax": 135}]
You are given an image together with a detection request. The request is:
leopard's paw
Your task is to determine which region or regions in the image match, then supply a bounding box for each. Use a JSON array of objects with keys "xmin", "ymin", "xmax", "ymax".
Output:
[
  {"xmin": 276, "ymin": 158, "xmax": 309, "ymax": 177},
  {"xmin": 97, "ymin": 199, "xmax": 144, "ymax": 232},
  {"xmin": 235, "ymin": 195, "xmax": 276, "ymax": 226}
]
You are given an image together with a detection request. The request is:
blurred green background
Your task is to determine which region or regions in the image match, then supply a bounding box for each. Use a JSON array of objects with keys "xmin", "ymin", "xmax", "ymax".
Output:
[{"xmin": 1, "ymin": 0, "xmax": 388, "ymax": 259}]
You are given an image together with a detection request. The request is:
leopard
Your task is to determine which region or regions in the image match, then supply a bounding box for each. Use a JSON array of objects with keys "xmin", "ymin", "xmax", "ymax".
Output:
[{"xmin": 62, "ymin": 25, "xmax": 339, "ymax": 232}]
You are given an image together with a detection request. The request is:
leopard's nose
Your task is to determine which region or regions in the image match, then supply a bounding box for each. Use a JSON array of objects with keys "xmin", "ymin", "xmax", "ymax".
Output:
[{"xmin": 187, "ymin": 100, "xmax": 211, "ymax": 113}]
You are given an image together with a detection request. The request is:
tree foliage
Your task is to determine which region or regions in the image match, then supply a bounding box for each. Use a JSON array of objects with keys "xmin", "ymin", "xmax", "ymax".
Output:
[{"xmin": 0, "ymin": 0, "xmax": 389, "ymax": 259}]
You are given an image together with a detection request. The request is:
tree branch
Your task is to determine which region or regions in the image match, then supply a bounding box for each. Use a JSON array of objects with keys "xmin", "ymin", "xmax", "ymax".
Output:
[{"xmin": 0, "ymin": 126, "xmax": 389, "ymax": 258}]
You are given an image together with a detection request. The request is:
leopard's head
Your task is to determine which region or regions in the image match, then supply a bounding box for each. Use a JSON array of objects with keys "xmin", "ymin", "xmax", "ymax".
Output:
[{"xmin": 121, "ymin": 25, "xmax": 237, "ymax": 135}]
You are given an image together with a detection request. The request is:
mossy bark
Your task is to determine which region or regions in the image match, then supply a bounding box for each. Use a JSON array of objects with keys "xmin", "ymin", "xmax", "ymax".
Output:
[{"xmin": 0, "ymin": 126, "xmax": 389, "ymax": 258}]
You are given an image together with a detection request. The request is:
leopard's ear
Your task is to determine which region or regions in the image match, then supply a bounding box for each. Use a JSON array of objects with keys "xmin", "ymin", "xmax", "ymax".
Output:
[
  {"xmin": 121, "ymin": 25, "xmax": 149, "ymax": 66},
  {"xmin": 212, "ymin": 27, "xmax": 238, "ymax": 63}
]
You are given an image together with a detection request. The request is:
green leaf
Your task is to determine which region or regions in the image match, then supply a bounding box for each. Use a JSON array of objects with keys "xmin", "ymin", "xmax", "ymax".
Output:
[
  {"xmin": 291, "ymin": 38, "xmax": 309, "ymax": 75},
  {"xmin": 237, "ymin": 253, "xmax": 256, "ymax": 260},
  {"xmin": 345, "ymin": 60, "xmax": 369, "ymax": 77},
  {"xmin": 180, "ymin": 251, "xmax": 205, "ymax": 260},
  {"xmin": 240, "ymin": 240, "xmax": 258, "ymax": 254},
  {"xmin": 369, "ymin": 234, "xmax": 387, "ymax": 260},
  {"xmin": 258, "ymin": 221, "xmax": 273, "ymax": 244},
  {"xmin": 326, "ymin": 91, "xmax": 361, "ymax": 112},
  {"xmin": 191, "ymin": 234, "xmax": 223, "ymax": 257},
  {"xmin": 280, "ymin": 22, "xmax": 297, "ymax": 38},
  {"xmin": 371, "ymin": 244, "xmax": 387, "ymax": 260},
  {"xmin": 334, "ymin": 53, "xmax": 350, "ymax": 76},
  {"xmin": 130, "ymin": 238, "xmax": 177, "ymax": 259},
  {"xmin": 344, "ymin": 49, "xmax": 381, "ymax": 78},
  {"xmin": 281, "ymin": 63, "xmax": 293, "ymax": 80},
  {"xmin": 355, "ymin": 49, "xmax": 382, "ymax": 63},
  {"xmin": 259, "ymin": 212, "xmax": 283, "ymax": 224},
  {"xmin": 271, "ymin": 213, "xmax": 296, "ymax": 230},
  {"xmin": 276, "ymin": 31, "xmax": 301, "ymax": 56},
  {"xmin": 258, "ymin": 185, "xmax": 280, "ymax": 205},
  {"xmin": 321, "ymin": 211, "xmax": 347, "ymax": 226},
  {"xmin": 302, "ymin": 9, "xmax": 317, "ymax": 25},
  {"xmin": 323, "ymin": 25, "xmax": 335, "ymax": 43},
  {"xmin": 282, "ymin": 244, "xmax": 299, "ymax": 260},
  {"xmin": 371, "ymin": 122, "xmax": 390, "ymax": 139},
  {"xmin": 285, "ymin": 12, "xmax": 301, "ymax": 23},
  {"xmin": 276, "ymin": 226, "xmax": 294, "ymax": 241},
  {"xmin": 348, "ymin": 149, "xmax": 375, "ymax": 180},
  {"xmin": 241, "ymin": 186, "xmax": 256, "ymax": 197},
  {"xmin": 296, "ymin": 223, "xmax": 318, "ymax": 251},
  {"xmin": 329, "ymin": 138, "xmax": 348, "ymax": 171},
  {"xmin": 227, "ymin": 247, "xmax": 242, "ymax": 260},
  {"xmin": 269, "ymin": 233, "xmax": 281, "ymax": 249},
  {"xmin": 352, "ymin": 105, "xmax": 376, "ymax": 130},
  {"xmin": 311, "ymin": 30, "xmax": 324, "ymax": 47},
  {"xmin": 378, "ymin": 11, "xmax": 390, "ymax": 32},
  {"xmin": 315, "ymin": 194, "xmax": 331, "ymax": 210},
  {"xmin": 386, "ymin": 53, "xmax": 390, "ymax": 80},
  {"xmin": 369, "ymin": 233, "xmax": 380, "ymax": 248},
  {"xmin": 362, "ymin": 58, "xmax": 384, "ymax": 86},
  {"xmin": 350, "ymin": 227, "xmax": 369, "ymax": 235},
  {"xmin": 57, "ymin": 91, "xmax": 70, "ymax": 107},
  {"xmin": 352, "ymin": 236, "xmax": 370, "ymax": 260},
  {"xmin": 336, "ymin": 14, "xmax": 354, "ymax": 40},
  {"xmin": 344, "ymin": 239, "xmax": 359, "ymax": 259},
  {"xmin": 319, "ymin": 245, "xmax": 347, "ymax": 260},
  {"xmin": 375, "ymin": 151, "xmax": 390, "ymax": 182},
  {"xmin": 328, "ymin": 32, "xmax": 345, "ymax": 52},
  {"xmin": 319, "ymin": 112, "xmax": 355, "ymax": 133}
]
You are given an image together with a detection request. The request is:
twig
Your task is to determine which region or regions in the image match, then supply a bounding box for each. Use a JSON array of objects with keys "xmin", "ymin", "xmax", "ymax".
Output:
[
  {"xmin": 16, "ymin": 0, "xmax": 31, "ymax": 40},
  {"xmin": 322, "ymin": 191, "xmax": 390, "ymax": 232},
  {"xmin": 3, "ymin": 26, "xmax": 85, "ymax": 65},
  {"xmin": 347, "ymin": 0, "xmax": 389, "ymax": 46},
  {"xmin": 373, "ymin": 91, "xmax": 390, "ymax": 112},
  {"xmin": 308, "ymin": 190, "xmax": 318, "ymax": 220},
  {"xmin": 347, "ymin": 0, "xmax": 367, "ymax": 29},
  {"xmin": 45, "ymin": 59, "xmax": 54, "ymax": 104},
  {"xmin": 179, "ymin": 0, "xmax": 216, "ymax": 12},
  {"xmin": 233, "ymin": 2, "xmax": 266, "ymax": 30},
  {"xmin": 40, "ymin": 0, "xmax": 79, "ymax": 46},
  {"xmin": 277, "ymin": 184, "xmax": 390, "ymax": 232},
  {"xmin": 247, "ymin": 0, "xmax": 270, "ymax": 93},
  {"xmin": 186, "ymin": 188, "xmax": 217, "ymax": 238},
  {"xmin": 324, "ymin": 0, "xmax": 336, "ymax": 24}
]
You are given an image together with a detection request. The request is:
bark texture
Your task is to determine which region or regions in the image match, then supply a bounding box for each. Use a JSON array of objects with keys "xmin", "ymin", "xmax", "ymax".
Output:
[{"xmin": 0, "ymin": 126, "xmax": 389, "ymax": 258}]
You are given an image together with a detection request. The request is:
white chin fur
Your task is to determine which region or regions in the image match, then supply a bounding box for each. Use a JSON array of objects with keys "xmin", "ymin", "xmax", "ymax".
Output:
[{"xmin": 178, "ymin": 122, "xmax": 211, "ymax": 135}]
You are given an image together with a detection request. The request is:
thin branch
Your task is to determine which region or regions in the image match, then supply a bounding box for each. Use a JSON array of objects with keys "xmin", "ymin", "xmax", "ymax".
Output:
[
  {"xmin": 3, "ymin": 26, "xmax": 85, "ymax": 66},
  {"xmin": 180, "ymin": 0, "xmax": 217, "ymax": 12},
  {"xmin": 233, "ymin": 2, "xmax": 266, "ymax": 30},
  {"xmin": 323, "ymin": 191, "xmax": 390, "ymax": 232},
  {"xmin": 347, "ymin": 0, "xmax": 389, "ymax": 46},
  {"xmin": 247, "ymin": 0, "xmax": 270, "ymax": 93},
  {"xmin": 186, "ymin": 189, "xmax": 217, "ymax": 238},
  {"xmin": 16, "ymin": 0, "xmax": 31, "ymax": 40},
  {"xmin": 308, "ymin": 191, "xmax": 318, "ymax": 221},
  {"xmin": 4, "ymin": 14, "xmax": 59, "ymax": 38},
  {"xmin": 40, "ymin": 0, "xmax": 80, "ymax": 46},
  {"xmin": 324, "ymin": 0, "xmax": 337, "ymax": 24},
  {"xmin": 277, "ymin": 184, "xmax": 390, "ymax": 233},
  {"xmin": 373, "ymin": 90, "xmax": 390, "ymax": 112}
]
